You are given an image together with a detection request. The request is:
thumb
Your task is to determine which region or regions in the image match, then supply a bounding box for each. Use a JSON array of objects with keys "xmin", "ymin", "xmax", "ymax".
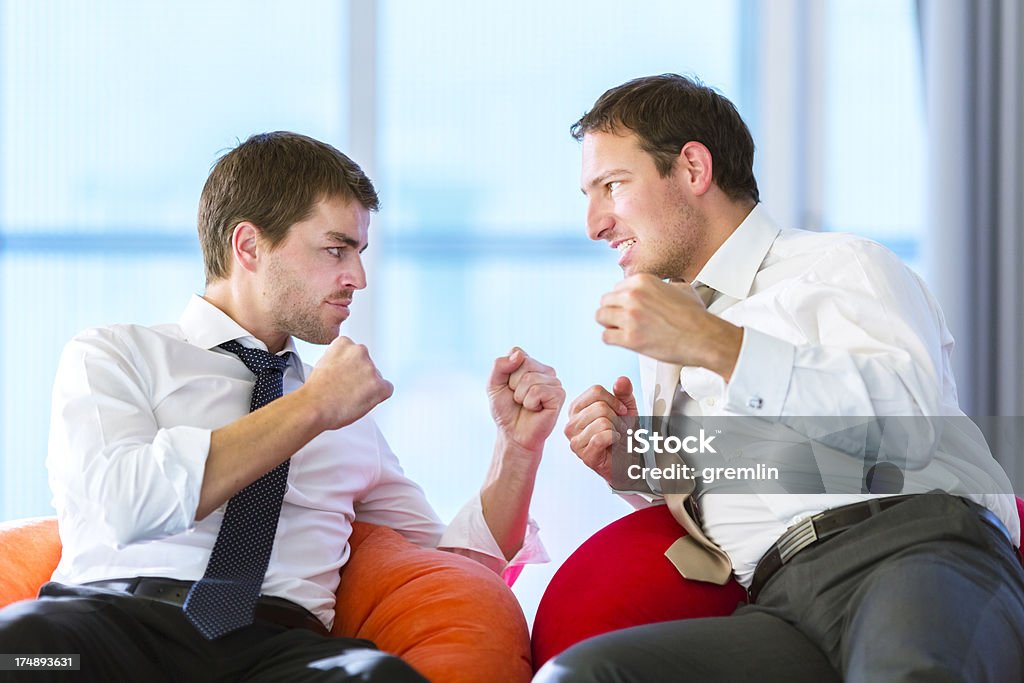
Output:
[
  {"xmin": 612, "ymin": 376, "xmax": 639, "ymax": 416},
  {"xmin": 488, "ymin": 347, "xmax": 526, "ymax": 389}
]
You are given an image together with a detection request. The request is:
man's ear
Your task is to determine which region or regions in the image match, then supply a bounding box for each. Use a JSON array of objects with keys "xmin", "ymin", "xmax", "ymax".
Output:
[
  {"xmin": 675, "ymin": 141, "xmax": 715, "ymax": 197},
  {"xmin": 231, "ymin": 222, "xmax": 262, "ymax": 274}
]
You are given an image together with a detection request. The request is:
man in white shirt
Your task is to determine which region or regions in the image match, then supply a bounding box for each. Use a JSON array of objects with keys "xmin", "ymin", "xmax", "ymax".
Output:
[
  {"xmin": 538, "ymin": 75, "xmax": 1024, "ymax": 682},
  {"xmin": 0, "ymin": 132, "xmax": 565, "ymax": 681}
]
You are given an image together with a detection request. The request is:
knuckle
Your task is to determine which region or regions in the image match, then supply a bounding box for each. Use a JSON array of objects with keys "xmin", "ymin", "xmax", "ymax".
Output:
[{"xmin": 569, "ymin": 393, "xmax": 590, "ymax": 413}]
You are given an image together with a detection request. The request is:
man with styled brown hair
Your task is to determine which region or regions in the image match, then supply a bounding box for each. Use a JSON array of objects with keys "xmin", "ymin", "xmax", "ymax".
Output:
[
  {"xmin": 0, "ymin": 132, "xmax": 565, "ymax": 681},
  {"xmin": 540, "ymin": 74, "xmax": 1024, "ymax": 682}
]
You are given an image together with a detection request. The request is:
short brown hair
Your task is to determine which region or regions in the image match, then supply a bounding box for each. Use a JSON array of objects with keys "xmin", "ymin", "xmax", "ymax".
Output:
[
  {"xmin": 198, "ymin": 131, "xmax": 379, "ymax": 283},
  {"xmin": 571, "ymin": 74, "xmax": 759, "ymax": 204}
]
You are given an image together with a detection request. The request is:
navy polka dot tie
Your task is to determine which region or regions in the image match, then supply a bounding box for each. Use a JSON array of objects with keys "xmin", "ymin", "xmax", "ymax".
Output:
[{"xmin": 183, "ymin": 340, "xmax": 292, "ymax": 640}]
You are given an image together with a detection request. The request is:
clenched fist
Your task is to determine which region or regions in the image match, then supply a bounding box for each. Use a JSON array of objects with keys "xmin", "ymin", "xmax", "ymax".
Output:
[
  {"xmin": 596, "ymin": 274, "xmax": 743, "ymax": 380},
  {"xmin": 488, "ymin": 348, "xmax": 566, "ymax": 454},
  {"xmin": 564, "ymin": 376, "xmax": 638, "ymax": 482},
  {"xmin": 302, "ymin": 336, "xmax": 393, "ymax": 430}
]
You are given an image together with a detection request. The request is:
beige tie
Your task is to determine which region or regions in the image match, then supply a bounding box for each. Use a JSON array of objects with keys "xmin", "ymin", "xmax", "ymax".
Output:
[{"xmin": 657, "ymin": 282, "xmax": 733, "ymax": 585}]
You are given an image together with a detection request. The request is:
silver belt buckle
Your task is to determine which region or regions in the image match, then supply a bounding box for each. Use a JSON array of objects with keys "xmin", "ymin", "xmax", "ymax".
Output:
[{"xmin": 777, "ymin": 516, "xmax": 819, "ymax": 564}]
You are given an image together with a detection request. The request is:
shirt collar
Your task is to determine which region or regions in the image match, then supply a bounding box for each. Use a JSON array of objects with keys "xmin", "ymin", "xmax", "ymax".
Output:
[
  {"xmin": 178, "ymin": 294, "xmax": 304, "ymax": 378},
  {"xmin": 692, "ymin": 203, "xmax": 781, "ymax": 301}
]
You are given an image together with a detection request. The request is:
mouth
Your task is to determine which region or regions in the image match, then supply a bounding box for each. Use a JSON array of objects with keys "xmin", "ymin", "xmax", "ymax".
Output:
[
  {"xmin": 611, "ymin": 238, "xmax": 638, "ymax": 265},
  {"xmin": 326, "ymin": 299, "xmax": 352, "ymax": 313}
]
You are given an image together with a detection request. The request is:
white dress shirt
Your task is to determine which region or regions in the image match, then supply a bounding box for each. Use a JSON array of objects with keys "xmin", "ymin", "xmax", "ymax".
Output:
[
  {"xmin": 634, "ymin": 205, "xmax": 1020, "ymax": 587},
  {"xmin": 47, "ymin": 295, "xmax": 545, "ymax": 627}
]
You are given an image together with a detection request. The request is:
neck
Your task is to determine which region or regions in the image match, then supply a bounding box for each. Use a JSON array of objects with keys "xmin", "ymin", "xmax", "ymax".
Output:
[
  {"xmin": 685, "ymin": 197, "xmax": 757, "ymax": 281},
  {"xmin": 203, "ymin": 279, "xmax": 289, "ymax": 353}
]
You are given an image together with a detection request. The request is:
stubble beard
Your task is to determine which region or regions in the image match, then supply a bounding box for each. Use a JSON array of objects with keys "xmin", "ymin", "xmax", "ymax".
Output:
[
  {"xmin": 266, "ymin": 257, "xmax": 343, "ymax": 345},
  {"xmin": 638, "ymin": 191, "xmax": 709, "ymax": 281}
]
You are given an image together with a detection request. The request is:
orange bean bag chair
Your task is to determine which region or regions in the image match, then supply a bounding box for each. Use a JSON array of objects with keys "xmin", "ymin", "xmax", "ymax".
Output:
[{"xmin": 0, "ymin": 517, "xmax": 531, "ymax": 683}]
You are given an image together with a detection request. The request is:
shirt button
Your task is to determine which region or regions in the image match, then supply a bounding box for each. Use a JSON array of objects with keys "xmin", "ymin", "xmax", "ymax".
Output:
[
  {"xmin": 748, "ymin": 397, "xmax": 764, "ymax": 410},
  {"xmin": 703, "ymin": 397, "xmax": 717, "ymax": 408}
]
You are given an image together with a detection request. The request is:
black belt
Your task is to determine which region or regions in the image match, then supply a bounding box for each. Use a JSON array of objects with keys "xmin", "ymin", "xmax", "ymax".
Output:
[
  {"xmin": 748, "ymin": 495, "xmax": 1012, "ymax": 602},
  {"xmin": 84, "ymin": 577, "xmax": 329, "ymax": 636}
]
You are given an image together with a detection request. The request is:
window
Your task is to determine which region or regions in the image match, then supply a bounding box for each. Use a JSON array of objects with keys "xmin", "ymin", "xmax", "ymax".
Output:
[
  {"xmin": 0, "ymin": 0, "xmax": 350, "ymax": 518},
  {"xmin": 1, "ymin": 0, "xmax": 928, "ymax": 626},
  {"xmin": 823, "ymin": 0, "xmax": 925, "ymax": 273},
  {"xmin": 373, "ymin": 0, "xmax": 745, "ymax": 620}
]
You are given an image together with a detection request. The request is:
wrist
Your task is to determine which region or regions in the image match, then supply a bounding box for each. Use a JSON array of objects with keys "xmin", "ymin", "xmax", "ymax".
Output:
[
  {"xmin": 494, "ymin": 432, "xmax": 543, "ymax": 471},
  {"xmin": 483, "ymin": 435, "xmax": 541, "ymax": 502},
  {"xmin": 707, "ymin": 320, "xmax": 744, "ymax": 381},
  {"xmin": 289, "ymin": 386, "xmax": 333, "ymax": 434}
]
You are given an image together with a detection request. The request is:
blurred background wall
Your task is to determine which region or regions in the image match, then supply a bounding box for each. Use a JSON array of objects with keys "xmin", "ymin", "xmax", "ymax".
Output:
[{"xmin": 1, "ymin": 0, "xmax": 1020, "ymax": 625}]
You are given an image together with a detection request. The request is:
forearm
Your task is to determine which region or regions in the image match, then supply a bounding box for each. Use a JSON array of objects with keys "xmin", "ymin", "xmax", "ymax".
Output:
[
  {"xmin": 479, "ymin": 433, "xmax": 542, "ymax": 561},
  {"xmin": 197, "ymin": 390, "xmax": 326, "ymax": 519}
]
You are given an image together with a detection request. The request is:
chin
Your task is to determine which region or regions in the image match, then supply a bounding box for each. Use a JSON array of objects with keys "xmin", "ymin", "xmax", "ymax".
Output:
[
  {"xmin": 294, "ymin": 326, "xmax": 340, "ymax": 346},
  {"xmin": 621, "ymin": 263, "xmax": 654, "ymax": 278}
]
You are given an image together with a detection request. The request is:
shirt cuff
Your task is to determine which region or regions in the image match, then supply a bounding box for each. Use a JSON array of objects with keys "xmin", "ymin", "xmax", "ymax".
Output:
[
  {"xmin": 437, "ymin": 493, "xmax": 549, "ymax": 584},
  {"xmin": 616, "ymin": 490, "xmax": 664, "ymax": 510},
  {"xmin": 723, "ymin": 327, "xmax": 795, "ymax": 418},
  {"xmin": 153, "ymin": 426, "xmax": 213, "ymax": 533}
]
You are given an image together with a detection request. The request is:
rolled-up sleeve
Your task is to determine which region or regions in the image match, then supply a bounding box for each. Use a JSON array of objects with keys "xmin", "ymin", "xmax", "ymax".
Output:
[
  {"xmin": 438, "ymin": 493, "xmax": 549, "ymax": 584},
  {"xmin": 47, "ymin": 328, "xmax": 211, "ymax": 547}
]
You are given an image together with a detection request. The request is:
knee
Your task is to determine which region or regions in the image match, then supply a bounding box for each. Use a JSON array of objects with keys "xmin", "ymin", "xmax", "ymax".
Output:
[
  {"xmin": 308, "ymin": 649, "xmax": 428, "ymax": 682},
  {"xmin": 356, "ymin": 653, "xmax": 427, "ymax": 683},
  {"xmin": 0, "ymin": 601, "xmax": 65, "ymax": 650},
  {"xmin": 533, "ymin": 641, "xmax": 623, "ymax": 683}
]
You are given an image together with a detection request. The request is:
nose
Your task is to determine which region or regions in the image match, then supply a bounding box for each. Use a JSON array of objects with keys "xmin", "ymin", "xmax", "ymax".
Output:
[
  {"xmin": 344, "ymin": 252, "xmax": 367, "ymax": 290},
  {"xmin": 586, "ymin": 195, "xmax": 614, "ymax": 241}
]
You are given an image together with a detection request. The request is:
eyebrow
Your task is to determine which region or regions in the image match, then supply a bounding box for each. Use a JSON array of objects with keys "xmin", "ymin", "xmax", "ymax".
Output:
[
  {"xmin": 581, "ymin": 169, "xmax": 630, "ymax": 196},
  {"xmin": 326, "ymin": 231, "xmax": 368, "ymax": 253}
]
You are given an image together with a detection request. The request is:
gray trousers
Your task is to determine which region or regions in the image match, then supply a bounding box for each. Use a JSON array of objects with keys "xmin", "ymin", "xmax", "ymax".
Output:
[{"xmin": 534, "ymin": 494, "xmax": 1024, "ymax": 683}]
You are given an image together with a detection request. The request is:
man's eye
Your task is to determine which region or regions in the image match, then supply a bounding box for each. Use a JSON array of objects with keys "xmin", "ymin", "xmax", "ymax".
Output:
[
  {"xmin": 607, "ymin": 181, "xmax": 622, "ymax": 192},
  {"xmin": 326, "ymin": 247, "xmax": 344, "ymax": 257}
]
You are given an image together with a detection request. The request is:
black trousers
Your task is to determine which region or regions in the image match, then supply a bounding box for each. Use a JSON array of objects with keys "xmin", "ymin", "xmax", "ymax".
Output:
[
  {"xmin": 0, "ymin": 583, "xmax": 427, "ymax": 682},
  {"xmin": 535, "ymin": 494, "xmax": 1024, "ymax": 683}
]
